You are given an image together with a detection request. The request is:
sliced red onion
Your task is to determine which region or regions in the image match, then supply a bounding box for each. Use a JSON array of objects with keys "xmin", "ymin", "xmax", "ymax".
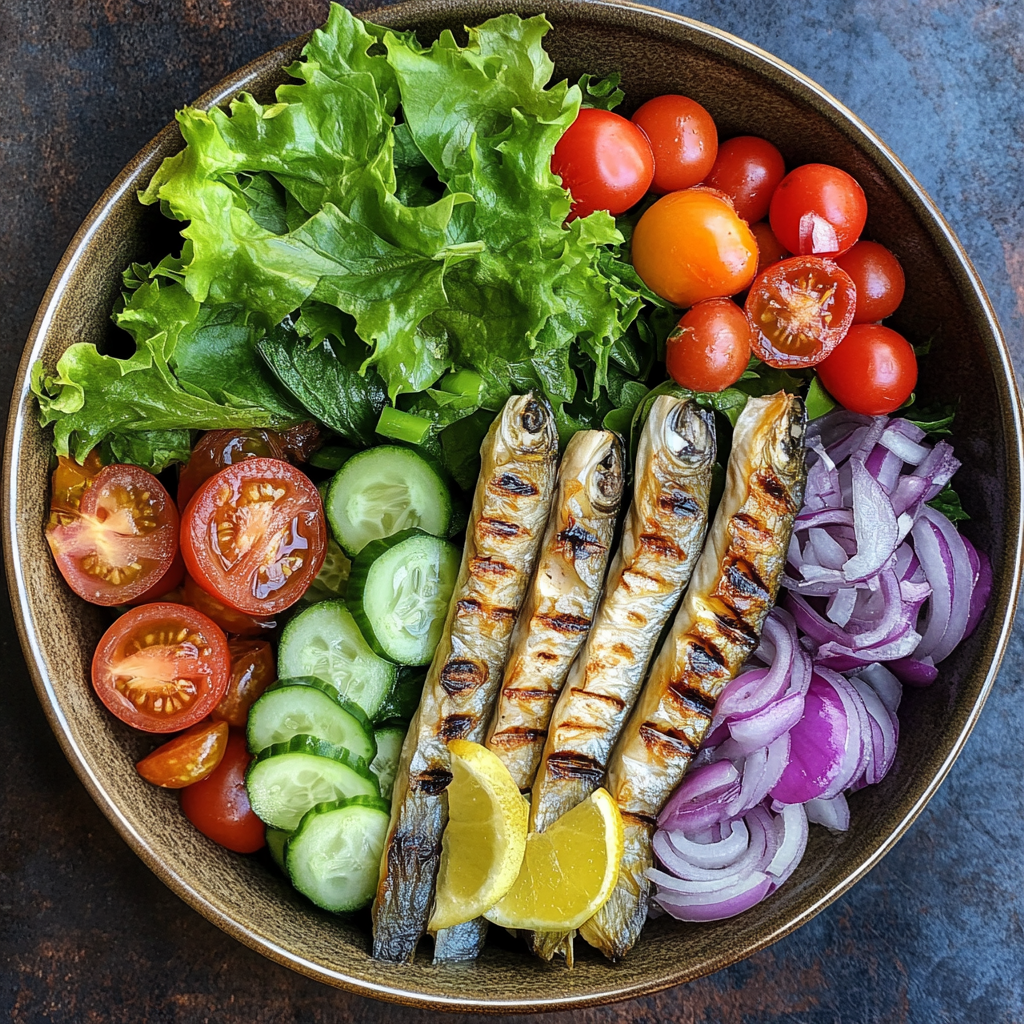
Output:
[
  {"xmin": 804, "ymin": 793, "xmax": 850, "ymax": 832},
  {"xmin": 963, "ymin": 535, "xmax": 992, "ymax": 640},
  {"xmin": 913, "ymin": 507, "xmax": 974, "ymax": 663},
  {"xmin": 766, "ymin": 802, "xmax": 809, "ymax": 888},
  {"xmin": 658, "ymin": 760, "xmax": 741, "ymax": 833},
  {"xmin": 855, "ymin": 662, "xmax": 903, "ymax": 714},
  {"xmin": 849, "ymin": 676, "xmax": 898, "ymax": 785},
  {"xmin": 728, "ymin": 690, "xmax": 805, "ymax": 753}
]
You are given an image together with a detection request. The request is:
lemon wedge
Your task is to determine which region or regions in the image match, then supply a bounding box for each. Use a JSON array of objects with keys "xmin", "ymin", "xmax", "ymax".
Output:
[
  {"xmin": 427, "ymin": 740, "xmax": 528, "ymax": 933},
  {"xmin": 484, "ymin": 788, "xmax": 624, "ymax": 932}
]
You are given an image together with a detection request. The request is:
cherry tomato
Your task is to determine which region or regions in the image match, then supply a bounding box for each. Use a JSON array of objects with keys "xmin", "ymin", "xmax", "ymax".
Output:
[
  {"xmin": 49, "ymin": 450, "xmax": 103, "ymax": 514},
  {"xmin": 92, "ymin": 603, "xmax": 231, "ymax": 733},
  {"xmin": 552, "ymin": 107, "xmax": 654, "ymax": 218},
  {"xmin": 769, "ymin": 163, "xmax": 867, "ymax": 258},
  {"xmin": 276, "ymin": 421, "xmax": 323, "ymax": 463},
  {"xmin": 180, "ymin": 730, "xmax": 265, "ymax": 853},
  {"xmin": 182, "ymin": 574, "xmax": 277, "ymax": 637},
  {"xmin": 744, "ymin": 256, "xmax": 857, "ymax": 368},
  {"xmin": 126, "ymin": 550, "xmax": 186, "ymax": 606},
  {"xmin": 177, "ymin": 428, "xmax": 287, "ymax": 510},
  {"xmin": 816, "ymin": 324, "xmax": 918, "ymax": 415},
  {"xmin": 703, "ymin": 136, "xmax": 786, "ymax": 224},
  {"xmin": 212, "ymin": 640, "xmax": 276, "ymax": 728},
  {"xmin": 750, "ymin": 221, "xmax": 790, "ymax": 277},
  {"xmin": 46, "ymin": 463, "xmax": 179, "ymax": 606},
  {"xmin": 834, "ymin": 240, "xmax": 906, "ymax": 324},
  {"xmin": 666, "ymin": 299, "xmax": 752, "ymax": 392},
  {"xmin": 630, "ymin": 94, "xmax": 718, "ymax": 194},
  {"xmin": 136, "ymin": 720, "xmax": 229, "ymax": 788},
  {"xmin": 181, "ymin": 458, "xmax": 326, "ymax": 616},
  {"xmin": 631, "ymin": 188, "xmax": 759, "ymax": 308}
]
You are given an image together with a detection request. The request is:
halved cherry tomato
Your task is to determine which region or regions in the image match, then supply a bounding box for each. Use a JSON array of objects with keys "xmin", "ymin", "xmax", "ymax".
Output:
[
  {"xmin": 180, "ymin": 730, "xmax": 265, "ymax": 853},
  {"xmin": 212, "ymin": 640, "xmax": 276, "ymax": 728},
  {"xmin": 126, "ymin": 550, "xmax": 186, "ymax": 606},
  {"xmin": 276, "ymin": 421, "xmax": 323, "ymax": 463},
  {"xmin": 631, "ymin": 188, "xmax": 759, "ymax": 308},
  {"xmin": 703, "ymin": 136, "xmax": 786, "ymax": 224},
  {"xmin": 834, "ymin": 240, "xmax": 906, "ymax": 323},
  {"xmin": 49, "ymin": 450, "xmax": 104, "ymax": 514},
  {"xmin": 666, "ymin": 298, "xmax": 752, "ymax": 392},
  {"xmin": 136, "ymin": 720, "xmax": 229, "ymax": 788},
  {"xmin": 769, "ymin": 163, "xmax": 867, "ymax": 258},
  {"xmin": 92, "ymin": 603, "xmax": 231, "ymax": 733},
  {"xmin": 750, "ymin": 220, "xmax": 790, "ymax": 277},
  {"xmin": 552, "ymin": 107, "xmax": 654, "ymax": 218},
  {"xmin": 181, "ymin": 458, "xmax": 326, "ymax": 616},
  {"xmin": 46, "ymin": 463, "xmax": 179, "ymax": 606},
  {"xmin": 816, "ymin": 324, "xmax": 918, "ymax": 415},
  {"xmin": 177, "ymin": 428, "xmax": 287, "ymax": 510},
  {"xmin": 182, "ymin": 574, "xmax": 277, "ymax": 637},
  {"xmin": 630, "ymin": 94, "xmax": 718, "ymax": 194},
  {"xmin": 745, "ymin": 256, "xmax": 857, "ymax": 368}
]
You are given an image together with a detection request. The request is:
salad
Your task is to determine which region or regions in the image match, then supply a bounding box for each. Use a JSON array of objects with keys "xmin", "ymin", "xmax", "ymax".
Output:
[{"xmin": 29, "ymin": 3, "xmax": 989, "ymax": 967}]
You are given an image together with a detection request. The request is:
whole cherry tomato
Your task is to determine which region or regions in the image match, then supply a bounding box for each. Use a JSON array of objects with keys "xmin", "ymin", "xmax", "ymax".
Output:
[
  {"xmin": 703, "ymin": 136, "xmax": 786, "ymax": 223},
  {"xmin": 666, "ymin": 298, "xmax": 752, "ymax": 392},
  {"xmin": 630, "ymin": 94, "xmax": 718, "ymax": 193},
  {"xmin": 552, "ymin": 107, "xmax": 654, "ymax": 218},
  {"xmin": 136, "ymin": 720, "xmax": 229, "ymax": 788},
  {"xmin": 834, "ymin": 240, "xmax": 906, "ymax": 323},
  {"xmin": 749, "ymin": 221, "xmax": 790, "ymax": 277},
  {"xmin": 744, "ymin": 255, "xmax": 857, "ymax": 368},
  {"xmin": 816, "ymin": 324, "xmax": 918, "ymax": 415},
  {"xmin": 631, "ymin": 188, "xmax": 759, "ymax": 308},
  {"xmin": 180, "ymin": 730, "xmax": 265, "ymax": 853},
  {"xmin": 769, "ymin": 163, "xmax": 867, "ymax": 258}
]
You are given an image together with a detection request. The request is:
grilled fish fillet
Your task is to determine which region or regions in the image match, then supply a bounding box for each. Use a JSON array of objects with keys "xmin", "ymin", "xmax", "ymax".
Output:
[
  {"xmin": 579, "ymin": 391, "xmax": 807, "ymax": 961},
  {"xmin": 528, "ymin": 396, "xmax": 716, "ymax": 961},
  {"xmin": 371, "ymin": 394, "xmax": 559, "ymax": 962}
]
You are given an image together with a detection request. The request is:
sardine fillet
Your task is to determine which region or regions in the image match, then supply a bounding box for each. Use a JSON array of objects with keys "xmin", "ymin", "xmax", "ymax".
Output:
[
  {"xmin": 372, "ymin": 395, "xmax": 558, "ymax": 962},
  {"xmin": 579, "ymin": 391, "xmax": 807, "ymax": 960}
]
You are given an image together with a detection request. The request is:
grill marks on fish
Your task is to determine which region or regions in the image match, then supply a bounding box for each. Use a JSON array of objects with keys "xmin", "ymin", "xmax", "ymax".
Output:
[
  {"xmin": 557, "ymin": 521, "xmax": 606, "ymax": 560},
  {"xmin": 582, "ymin": 392, "xmax": 807, "ymax": 962},
  {"xmin": 546, "ymin": 750, "xmax": 605, "ymax": 782},
  {"xmin": 372, "ymin": 394, "xmax": 558, "ymax": 963}
]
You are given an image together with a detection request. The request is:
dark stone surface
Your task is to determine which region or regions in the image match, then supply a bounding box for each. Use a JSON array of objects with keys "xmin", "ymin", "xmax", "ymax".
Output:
[{"xmin": 2, "ymin": 1, "xmax": 1022, "ymax": 1021}]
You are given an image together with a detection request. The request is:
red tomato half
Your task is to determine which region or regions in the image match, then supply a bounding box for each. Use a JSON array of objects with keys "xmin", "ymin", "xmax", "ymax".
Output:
[
  {"xmin": 703, "ymin": 136, "xmax": 786, "ymax": 224},
  {"xmin": 769, "ymin": 163, "xmax": 867, "ymax": 258},
  {"xmin": 92, "ymin": 603, "xmax": 231, "ymax": 733},
  {"xmin": 630, "ymin": 94, "xmax": 718, "ymax": 194},
  {"xmin": 745, "ymin": 256, "xmax": 857, "ymax": 368},
  {"xmin": 181, "ymin": 730, "xmax": 265, "ymax": 853},
  {"xmin": 816, "ymin": 324, "xmax": 918, "ymax": 415},
  {"xmin": 181, "ymin": 458, "xmax": 326, "ymax": 616},
  {"xmin": 834, "ymin": 240, "xmax": 906, "ymax": 324},
  {"xmin": 182, "ymin": 574, "xmax": 277, "ymax": 637},
  {"xmin": 552, "ymin": 107, "xmax": 654, "ymax": 218},
  {"xmin": 177, "ymin": 428, "xmax": 287, "ymax": 510},
  {"xmin": 46, "ymin": 463, "xmax": 179, "ymax": 606},
  {"xmin": 666, "ymin": 298, "xmax": 752, "ymax": 392}
]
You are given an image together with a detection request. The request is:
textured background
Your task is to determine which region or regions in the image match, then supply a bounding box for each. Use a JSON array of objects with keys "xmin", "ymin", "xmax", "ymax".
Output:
[{"xmin": 2, "ymin": 1, "xmax": 1023, "ymax": 1022}]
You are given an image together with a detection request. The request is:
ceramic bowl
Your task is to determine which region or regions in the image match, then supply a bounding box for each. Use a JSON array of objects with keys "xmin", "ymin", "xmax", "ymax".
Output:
[{"xmin": 5, "ymin": 0, "xmax": 1022, "ymax": 1011}]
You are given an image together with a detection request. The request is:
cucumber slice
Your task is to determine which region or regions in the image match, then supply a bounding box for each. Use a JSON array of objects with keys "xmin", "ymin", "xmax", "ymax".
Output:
[
  {"xmin": 265, "ymin": 828, "xmax": 290, "ymax": 872},
  {"xmin": 370, "ymin": 725, "xmax": 406, "ymax": 801},
  {"xmin": 286, "ymin": 796, "xmax": 391, "ymax": 913},
  {"xmin": 246, "ymin": 735, "xmax": 379, "ymax": 832},
  {"xmin": 325, "ymin": 446, "xmax": 453, "ymax": 555},
  {"xmin": 304, "ymin": 538, "xmax": 351, "ymax": 603},
  {"xmin": 374, "ymin": 666, "xmax": 426, "ymax": 724},
  {"xmin": 349, "ymin": 530, "xmax": 460, "ymax": 666},
  {"xmin": 277, "ymin": 600, "xmax": 396, "ymax": 719},
  {"xmin": 247, "ymin": 679, "xmax": 376, "ymax": 762}
]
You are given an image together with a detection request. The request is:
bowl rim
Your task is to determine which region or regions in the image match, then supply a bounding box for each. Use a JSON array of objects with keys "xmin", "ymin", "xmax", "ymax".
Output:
[{"xmin": 4, "ymin": 0, "xmax": 1023, "ymax": 1010}]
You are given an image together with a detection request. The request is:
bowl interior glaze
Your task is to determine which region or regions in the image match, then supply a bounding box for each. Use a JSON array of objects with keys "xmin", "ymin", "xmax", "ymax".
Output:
[{"xmin": 4, "ymin": 0, "xmax": 1021, "ymax": 1011}]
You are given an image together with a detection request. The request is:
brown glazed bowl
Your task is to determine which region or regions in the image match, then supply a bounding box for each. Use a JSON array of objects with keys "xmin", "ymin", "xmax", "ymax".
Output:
[{"xmin": 5, "ymin": 0, "xmax": 1023, "ymax": 1011}]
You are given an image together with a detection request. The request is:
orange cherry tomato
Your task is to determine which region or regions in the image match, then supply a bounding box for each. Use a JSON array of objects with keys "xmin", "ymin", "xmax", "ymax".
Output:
[
  {"xmin": 703, "ymin": 136, "xmax": 786, "ymax": 224},
  {"xmin": 49, "ymin": 450, "xmax": 104, "ymax": 514},
  {"xmin": 182, "ymin": 574, "xmax": 277, "ymax": 637},
  {"xmin": 212, "ymin": 640, "xmax": 276, "ymax": 728},
  {"xmin": 744, "ymin": 256, "xmax": 857, "ymax": 368},
  {"xmin": 92, "ymin": 603, "xmax": 231, "ymax": 733},
  {"xmin": 666, "ymin": 298, "xmax": 752, "ymax": 392},
  {"xmin": 834, "ymin": 240, "xmax": 906, "ymax": 324},
  {"xmin": 630, "ymin": 94, "xmax": 718, "ymax": 194},
  {"xmin": 180, "ymin": 730, "xmax": 265, "ymax": 853},
  {"xmin": 631, "ymin": 188, "xmax": 759, "ymax": 308},
  {"xmin": 136, "ymin": 720, "xmax": 229, "ymax": 788},
  {"xmin": 749, "ymin": 220, "xmax": 790, "ymax": 277},
  {"xmin": 816, "ymin": 324, "xmax": 918, "ymax": 415}
]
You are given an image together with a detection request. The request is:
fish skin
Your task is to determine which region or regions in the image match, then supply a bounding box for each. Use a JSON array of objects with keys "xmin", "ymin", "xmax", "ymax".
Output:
[
  {"xmin": 527, "ymin": 397, "xmax": 716, "ymax": 961},
  {"xmin": 579, "ymin": 391, "xmax": 807, "ymax": 961},
  {"xmin": 372, "ymin": 394, "xmax": 558, "ymax": 963}
]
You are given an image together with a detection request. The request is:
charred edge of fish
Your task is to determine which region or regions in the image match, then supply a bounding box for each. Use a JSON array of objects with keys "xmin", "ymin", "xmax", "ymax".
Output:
[
  {"xmin": 639, "ymin": 533, "xmax": 685, "ymax": 559},
  {"xmin": 626, "ymin": 610, "xmax": 648, "ymax": 626},
  {"xmin": 756, "ymin": 469, "xmax": 801, "ymax": 514},
  {"xmin": 521, "ymin": 398, "xmax": 545, "ymax": 434},
  {"xmin": 537, "ymin": 612, "xmax": 592, "ymax": 635},
  {"xmin": 440, "ymin": 713, "xmax": 475, "ymax": 741},
  {"xmin": 731, "ymin": 511, "xmax": 774, "ymax": 544},
  {"xmin": 457, "ymin": 598, "xmax": 517, "ymax": 622},
  {"xmin": 667, "ymin": 681, "xmax": 716, "ymax": 721},
  {"xmin": 557, "ymin": 521, "xmax": 606, "ymax": 561},
  {"xmin": 658, "ymin": 491, "xmax": 702, "ymax": 519},
  {"xmin": 492, "ymin": 472, "xmax": 538, "ymax": 497},
  {"xmin": 686, "ymin": 638, "xmax": 726, "ymax": 675},
  {"xmin": 502, "ymin": 686, "xmax": 555, "ymax": 701},
  {"xmin": 723, "ymin": 558, "xmax": 771, "ymax": 602},
  {"xmin": 620, "ymin": 567, "xmax": 663, "ymax": 592},
  {"xmin": 412, "ymin": 767, "xmax": 454, "ymax": 794},
  {"xmin": 621, "ymin": 810, "xmax": 658, "ymax": 828},
  {"xmin": 470, "ymin": 556, "xmax": 516, "ymax": 577},
  {"xmin": 477, "ymin": 518, "xmax": 524, "ymax": 540},
  {"xmin": 535, "ymin": 650, "xmax": 559, "ymax": 662},
  {"xmin": 440, "ymin": 658, "xmax": 487, "ymax": 695},
  {"xmin": 489, "ymin": 726, "xmax": 548, "ymax": 749},
  {"xmin": 569, "ymin": 686, "xmax": 626, "ymax": 711},
  {"xmin": 712, "ymin": 606, "xmax": 761, "ymax": 648},
  {"xmin": 639, "ymin": 721, "xmax": 697, "ymax": 757},
  {"xmin": 546, "ymin": 750, "xmax": 605, "ymax": 782}
]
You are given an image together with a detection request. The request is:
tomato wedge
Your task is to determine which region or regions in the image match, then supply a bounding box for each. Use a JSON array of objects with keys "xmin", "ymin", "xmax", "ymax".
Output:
[
  {"xmin": 212, "ymin": 640, "xmax": 276, "ymax": 727},
  {"xmin": 136, "ymin": 720, "xmax": 229, "ymax": 788},
  {"xmin": 181, "ymin": 458, "xmax": 326, "ymax": 616},
  {"xmin": 744, "ymin": 256, "xmax": 856, "ymax": 368},
  {"xmin": 92, "ymin": 603, "xmax": 231, "ymax": 733},
  {"xmin": 46, "ymin": 463, "xmax": 179, "ymax": 606}
]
